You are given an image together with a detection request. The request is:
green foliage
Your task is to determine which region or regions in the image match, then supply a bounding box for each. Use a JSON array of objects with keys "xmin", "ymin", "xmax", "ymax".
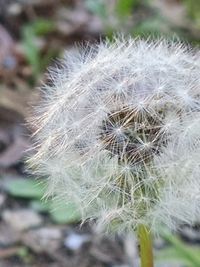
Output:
[
  {"xmin": 5, "ymin": 178, "xmax": 45, "ymax": 199},
  {"xmin": 22, "ymin": 25, "xmax": 41, "ymax": 79},
  {"xmin": 30, "ymin": 199, "xmax": 51, "ymax": 212},
  {"xmin": 85, "ymin": 0, "xmax": 140, "ymax": 37},
  {"xmin": 22, "ymin": 19, "xmax": 56, "ymax": 80},
  {"xmin": 50, "ymin": 199, "xmax": 81, "ymax": 224},
  {"xmin": 116, "ymin": 0, "xmax": 139, "ymax": 17},
  {"xmin": 5, "ymin": 178, "xmax": 81, "ymax": 224},
  {"xmin": 85, "ymin": 0, "xmax": 200, "ymax": 43},
  {"xmin": 30, "ymin": 199, "xmax": 81, "ymax": 224},
  {"xmin": 156, "ymin": 229, "xmax": 200, "ymax": 267},
  {"xmin": 184, "ymin": 0, "xmax": 200, "ymax": 27},
  {"xmin": 86, "ymin": 0, "xmax": 139, "ymax": 19},
  {"xmin": 30, "ymin": 19, "xmax": 55, "ymax": 36}
]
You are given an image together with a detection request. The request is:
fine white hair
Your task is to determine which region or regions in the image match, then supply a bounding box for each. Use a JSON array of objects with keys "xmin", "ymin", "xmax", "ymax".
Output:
[{"xmin": 29, "ymin": 37, "xmax": 200, "ymax": 233}]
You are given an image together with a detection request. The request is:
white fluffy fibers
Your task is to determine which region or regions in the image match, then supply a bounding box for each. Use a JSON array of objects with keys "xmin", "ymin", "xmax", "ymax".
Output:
[{"xmin": 29, "ymin": 37, "xmax": 200, "ymax": 233}]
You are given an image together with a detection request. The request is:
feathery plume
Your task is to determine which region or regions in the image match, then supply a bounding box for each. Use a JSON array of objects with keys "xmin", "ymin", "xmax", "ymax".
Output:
[{"xmin": 29, "ymin": 37, "xmax": 200, "ymax": 233}]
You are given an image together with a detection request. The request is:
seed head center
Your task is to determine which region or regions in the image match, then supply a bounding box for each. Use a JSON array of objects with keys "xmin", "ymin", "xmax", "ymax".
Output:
[{"xmin": 100, "ymin": 108, "xmax": 164, "ymax": 164}]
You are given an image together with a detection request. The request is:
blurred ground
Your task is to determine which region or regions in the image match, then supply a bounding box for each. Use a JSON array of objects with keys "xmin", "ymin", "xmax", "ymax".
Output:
[{"xmin": 0, "ymin": 0, "xmax": 200, "ymax": 266}]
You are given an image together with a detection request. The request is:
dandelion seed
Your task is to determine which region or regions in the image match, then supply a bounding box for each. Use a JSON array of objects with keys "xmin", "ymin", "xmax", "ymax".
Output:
[{"xmin": 29, "ymin": 37, "xmax": 200, "ymax": 235}]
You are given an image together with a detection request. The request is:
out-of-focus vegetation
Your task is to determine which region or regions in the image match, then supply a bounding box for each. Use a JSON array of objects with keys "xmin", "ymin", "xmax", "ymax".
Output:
[
  {"xmin": 184, "ymin": 0, "xmax": 200, "ymax": 27},
  {"xmin": 17, "ymin": 0, "xmax": 200, "ymax": 86},
  {"xmin": 86, "ymin": 0, "xmax": 200, "ymax": 41},
  {"xmin": 22, "ymin": 19, "xmax": 56, "ymax": 80},
  {"xmin": 5, "ymin": 178, "xmax": 81, "ymax": 224}
]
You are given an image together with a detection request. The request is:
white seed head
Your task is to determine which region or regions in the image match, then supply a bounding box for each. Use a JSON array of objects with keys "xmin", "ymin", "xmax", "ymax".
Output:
[{"xmin": 29, "ymin": 37, "xmax": 200, "ymax": 233}]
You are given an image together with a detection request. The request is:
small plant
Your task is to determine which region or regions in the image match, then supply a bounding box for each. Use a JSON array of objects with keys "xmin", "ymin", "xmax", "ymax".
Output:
[{"xmin": 29, "ymin": 37, "xmax": 200, "ymax": 267}]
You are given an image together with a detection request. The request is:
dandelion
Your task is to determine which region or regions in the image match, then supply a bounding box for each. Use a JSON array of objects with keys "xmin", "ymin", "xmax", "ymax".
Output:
[{"xmin": 29, "ymin": 37, "xmax": 200, "ymax": 267}]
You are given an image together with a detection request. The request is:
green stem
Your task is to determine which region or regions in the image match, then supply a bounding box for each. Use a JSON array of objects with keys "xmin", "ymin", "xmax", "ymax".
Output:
[{"xmin": 137, "ymin": 224, "xmax": 154, "ymax": 267}]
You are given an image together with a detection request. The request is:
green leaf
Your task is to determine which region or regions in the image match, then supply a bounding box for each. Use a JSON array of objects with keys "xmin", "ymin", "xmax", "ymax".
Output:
[
  {"xmin": 161, "ymin": 229, "xmax": 200, "ymax": 267},
  {"xmin": 5, "ymin": 178, "xmax": 45, "ymax": 199},
  {"xmin": 116, "ymin": 0, "xmax": 139, "ymax": 17},
  {"xmin": 22, "ymin": 25, "xmax": 41, "ymax": 78},
  {"xmin": 30, "ymin": 199, "xmax": 51, "ymax": 212},
  {"xmin": 50, "ymin": 200, "xmax": 81, "ymax": 224},
  {"xmin": 32, "ymin": 19, "xmax": 55, "ymax": 35},
  {"xmin": 184, "ymin": 0, "xmax": 200, "ymax": 26},
  {"xmin": 156, "ymin": 247, "xmax": 193, "ymax": 266},
  {"xmin": 21, "ymin": 21, "xmax": 56, "ymax": 80}
]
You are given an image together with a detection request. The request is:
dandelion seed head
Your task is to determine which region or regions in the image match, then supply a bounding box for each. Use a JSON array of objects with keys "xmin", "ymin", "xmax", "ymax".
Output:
[{"xmin": 29, "ymin": 37, "xmax": 200, "ymax": 233}]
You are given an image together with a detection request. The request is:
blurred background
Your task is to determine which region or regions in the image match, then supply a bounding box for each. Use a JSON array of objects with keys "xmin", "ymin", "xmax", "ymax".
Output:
[{"xmin": 0, "ymin": 0, "xmax": 200, "ymax": 266}]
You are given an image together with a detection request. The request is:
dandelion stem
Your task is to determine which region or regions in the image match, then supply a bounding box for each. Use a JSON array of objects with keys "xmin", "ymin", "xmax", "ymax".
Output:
[{"xmin": 137, "ymin": 224, "xmax": 154, "ymax": 267}]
